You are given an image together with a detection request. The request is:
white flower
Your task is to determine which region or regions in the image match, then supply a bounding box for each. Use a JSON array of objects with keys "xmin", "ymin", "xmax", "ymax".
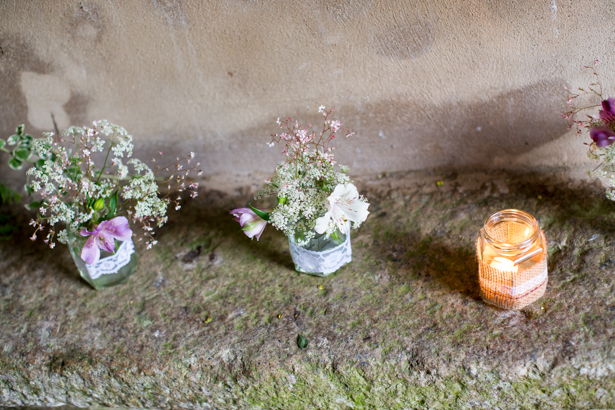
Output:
[
  {"xmin": 318, "ymin": 105, "xmax": 326, "ymax": 114},
  {"xmin": 314, "ymin": 183, "xmax": 369, "ymax": 235}
]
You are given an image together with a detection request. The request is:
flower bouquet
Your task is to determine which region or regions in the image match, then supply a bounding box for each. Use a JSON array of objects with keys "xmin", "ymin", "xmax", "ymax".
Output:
[
  {"xmin": 1, "ymin": 121, "xmax": 200, "ymax": 289},
  {"xmin": 564, "ymin": 61, "xmax": 615, "ymax": 199},
  {"xmin": 231, "ymin": 106, "xmax": 369, "ymax": 276}
]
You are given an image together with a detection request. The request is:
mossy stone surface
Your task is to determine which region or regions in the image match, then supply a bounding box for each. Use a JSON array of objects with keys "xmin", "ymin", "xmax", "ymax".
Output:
[{"xmin": 1, "ymin": 171, "xmax": 614, "ymax": 409}]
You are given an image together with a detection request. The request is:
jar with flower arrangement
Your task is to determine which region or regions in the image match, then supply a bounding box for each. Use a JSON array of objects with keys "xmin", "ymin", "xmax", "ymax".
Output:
[
  {"xmin": 1, "ymin": 121, "xmax": 201, "ymax": 289},
  {"xmin": 231, "ymin": 106, "xmax": 369, "ymax": 276},
  {"xmin": 564, "ymin": 61, "xmax": 615, "ymax": 193}
]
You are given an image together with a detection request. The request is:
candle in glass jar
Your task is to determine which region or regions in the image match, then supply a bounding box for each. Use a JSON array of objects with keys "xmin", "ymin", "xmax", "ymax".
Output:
[{"xmin": 477, "ymin": 209, "xmax": 548, "ymax": 310}]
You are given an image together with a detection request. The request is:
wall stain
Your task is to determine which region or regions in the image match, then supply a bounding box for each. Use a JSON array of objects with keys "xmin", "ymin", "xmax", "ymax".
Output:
[
  {"xmin": 71, "ymin": 2, "xmax": 105, "ymax": 43},
  {"xmin": 371, "ymin": 23, "xmax": 434, "ymax": 60},
  {"xmin": 368, "ymin": 1, "xmax": 436, "ymax": 60},
  {"xmin": 320, "ymin": 0, "xmax": 370, "ymax": 22},
  {"xmin": 152, "ymin": 0, "xmax": 188, "ymax": 26}
]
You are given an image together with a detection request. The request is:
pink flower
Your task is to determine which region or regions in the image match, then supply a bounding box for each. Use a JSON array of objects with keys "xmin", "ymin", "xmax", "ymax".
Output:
[
  {"xmin": 590, "ymin": 126, "xmax": 615, "ymax": 147},
  {"xmin": 599, "ymin": 98, "xmax": 615, "ymax": 126},
  {"xmin": 80, "ymin": 216, "xmax": 133, "ymax": 264},
  {"xmin": 230, "ymin": 208, "xmax": 269, "ymax": 240}
]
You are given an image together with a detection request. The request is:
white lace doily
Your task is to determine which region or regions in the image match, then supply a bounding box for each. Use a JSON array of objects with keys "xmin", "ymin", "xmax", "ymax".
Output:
[
  {"xmin": 288, "ymin": 233, "xmax": 352, "ymax": 275},
  {"xmin": 86, "ymin": 239, "xmax": 135, "ymax": 279}
]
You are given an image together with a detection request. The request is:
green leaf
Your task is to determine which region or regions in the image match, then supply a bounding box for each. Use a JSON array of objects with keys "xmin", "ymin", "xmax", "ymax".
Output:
[
  {"xmin": 8, "ymin": 157, "xmax": 22, "ymax": 170},
  {"xmin": 0, "ymin": 183, "xmax": 20, "ymax": 205},
  {"xmin": 22, "ymin": 135, "xmax": 33, "ymax": 148},
  {"xmin": 0, "ymin": 212, "xmax": 19, "ymax": 240},
  {"xmin": 36, "ymin": 159, "xmax": 46, "ymax": 169},
  {"xmin": 0, "ymin": 140, "xmax": 5, "ymax": 149},
  {"xmin": 15, "ymin": 125, "xmax": 24, "ymax": 135},
  {"xmin": 25, "ymin": 201, "xmax": 41, "ymax": 211},
  {"xmin": 109, "ymin": 190, "xmax": 118, "ymax": 215},
  {"xmin": 25, "ymin": 184, "xmax": 34, "ymax": 196},
  {"xmin": 278, "ymin": 196, "xmax": 287, "ymax": 204},
  {"xmin": 297, "ymin": 334, "xmax": 309, "ymax": 349},
  {"xmin": 7, "ymin": 135, "xmax": 19, "ymax": 146},
  {"xmin": 248, "ymin": 204, "xmax": 270, "ymax": 221},
  {"xmin": 14, "ymin": 148, "xmax": 30, "ymax": 161}
]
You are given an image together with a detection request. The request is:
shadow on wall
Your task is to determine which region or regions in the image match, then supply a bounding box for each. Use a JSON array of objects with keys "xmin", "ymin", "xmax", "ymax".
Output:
[
  {"xmin": 0, "ymin": 35, "xmax": 90, "ymax": 137},
  {"xmin": 0, "ymin": 0, "xmax": 104, "ymax": 137},
  {"xmin": 0, "ymin": 32, "xmax": 568, "ymax": 176},
  {"xmin": 0, "ymin": 36, "xmax": 50, "ymax": 134},
  {"xmin": 218, "ymin": 78, "xmax": 570, "ymax": 175},
  {"xmin": 334, "ymin": 78, "xmax": 570, "ymax": 172}
]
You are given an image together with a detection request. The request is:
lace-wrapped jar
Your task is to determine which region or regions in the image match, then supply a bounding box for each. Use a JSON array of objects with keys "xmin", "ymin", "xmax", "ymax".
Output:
[
  {"xmin": 477, "ymin": 209, "xmax": 548, "ymax": 309},
  {"xmin": 288, "ymin": 229, "xmax": 352, "ymax": 277},
  {"xmin": 68, "ymin": 235, "xmax": 138, "ymax": 290}
]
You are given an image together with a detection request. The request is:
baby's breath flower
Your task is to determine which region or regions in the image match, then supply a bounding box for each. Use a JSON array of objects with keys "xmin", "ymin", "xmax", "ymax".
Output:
[
  {"xmin": 17, "ymin": 121, "xmax": 201, "ymax": 252},
  {"xmin": 249, "ymin": 106, "xmax": 367, "ymax": 245}
]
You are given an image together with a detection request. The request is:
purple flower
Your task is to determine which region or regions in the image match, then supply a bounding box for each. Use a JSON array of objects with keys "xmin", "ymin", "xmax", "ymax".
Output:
[
  {"xmin": 80, "ymin": 216, "xmax": 133, "ymax": 264},
  {"xmin": 590, "ymin": 126, "xmax": 615, "ymax": 147},
  {"xmin": 600, "ymin": 98, "xmax": 615, "ymax": 126},
  {"xmin": 230, "ymin": 208, "xmax": 268, "ymax": 240}
]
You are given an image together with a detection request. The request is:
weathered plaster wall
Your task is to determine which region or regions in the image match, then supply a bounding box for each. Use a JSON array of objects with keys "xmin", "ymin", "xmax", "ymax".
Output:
[{"xmin": 0, "ymin": 0, "xmax": 612, "ymax": 179}]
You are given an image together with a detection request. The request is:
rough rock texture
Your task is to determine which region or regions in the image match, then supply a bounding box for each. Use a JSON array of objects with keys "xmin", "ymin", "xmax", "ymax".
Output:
[{"xmin": 1, "ymin": 171, "xmax": 615, "ymax": 409}]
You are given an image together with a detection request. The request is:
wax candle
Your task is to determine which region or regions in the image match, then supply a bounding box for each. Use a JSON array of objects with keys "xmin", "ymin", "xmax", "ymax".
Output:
[{"xmin": 477, "ymin": 209, "xmax": 548, "ymax": 309}]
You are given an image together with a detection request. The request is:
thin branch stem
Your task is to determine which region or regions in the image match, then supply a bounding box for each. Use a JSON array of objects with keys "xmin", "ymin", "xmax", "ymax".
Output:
[{"xmin": 96, "ymin": 142, "xmax": 114, "ymax": 185}]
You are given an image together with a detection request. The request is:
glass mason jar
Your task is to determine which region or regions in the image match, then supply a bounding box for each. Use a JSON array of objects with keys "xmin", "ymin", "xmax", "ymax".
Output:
[
  {"xmin": 288, "ymin": 229, "xmax": 352, "ymax": 277},
  {"xmin": 67, "ymin": 234, "xmax": 138, "ymax": 290},
  {"xmin": 477, "ymin": 209, "xmax": 548, "ymax": 309}
]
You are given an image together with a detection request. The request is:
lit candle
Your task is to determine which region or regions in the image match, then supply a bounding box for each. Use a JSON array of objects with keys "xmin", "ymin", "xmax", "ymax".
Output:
[
  {"xmin": 477, "ymin": 209, "xmax": 548, "ymax": 309},
  {"xmin": 489, "ymin": 256, "xmax": 518, "ymax": 273}
]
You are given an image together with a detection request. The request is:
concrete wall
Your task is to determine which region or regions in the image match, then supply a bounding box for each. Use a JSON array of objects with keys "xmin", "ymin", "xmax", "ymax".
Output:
[{"xmin": 1, "ymin": 0, "xmax": 613, "ymax": 181}]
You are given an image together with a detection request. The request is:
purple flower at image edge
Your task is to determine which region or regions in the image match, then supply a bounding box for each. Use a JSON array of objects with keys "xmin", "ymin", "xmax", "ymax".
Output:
[
  {"xmin": 231, "ymin": 208, "xmax": 268, "ymax": 240},
  {"xmin": 600, "ymin": 98, "xmax": 615, "ymax": 126},
  {"xmin": 590, "ymin": 126, "xmax": 615, "ymax": 147},
  {"xmin": 80, "ymin": 216, "xmax": 133, "ymax": 264}
]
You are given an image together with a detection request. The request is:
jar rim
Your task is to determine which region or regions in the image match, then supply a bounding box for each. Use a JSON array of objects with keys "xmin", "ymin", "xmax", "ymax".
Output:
[{"xmin": 482, "ymin": 209, "xmax": 539, "ymax": 250}]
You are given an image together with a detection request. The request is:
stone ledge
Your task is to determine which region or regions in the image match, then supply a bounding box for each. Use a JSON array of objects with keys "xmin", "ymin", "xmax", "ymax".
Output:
[{"xmin": 1, "ymin": 171, "xmax": 614, "ymax": 409}]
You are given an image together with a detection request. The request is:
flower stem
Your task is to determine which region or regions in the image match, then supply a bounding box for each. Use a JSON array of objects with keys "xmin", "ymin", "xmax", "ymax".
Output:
[{"xmin": 96, "ymin": 143, "xmax": 114, "ymax": 185}]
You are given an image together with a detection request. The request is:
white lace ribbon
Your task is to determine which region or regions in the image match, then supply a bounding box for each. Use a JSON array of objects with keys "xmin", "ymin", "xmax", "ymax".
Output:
[
  {"xmin": 288, "ymin": 233, "xmax": 352, "ymax": 275},
  {"xmin": 86, "ymin": 239, "xmax": 135, "ymax": 279}
]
